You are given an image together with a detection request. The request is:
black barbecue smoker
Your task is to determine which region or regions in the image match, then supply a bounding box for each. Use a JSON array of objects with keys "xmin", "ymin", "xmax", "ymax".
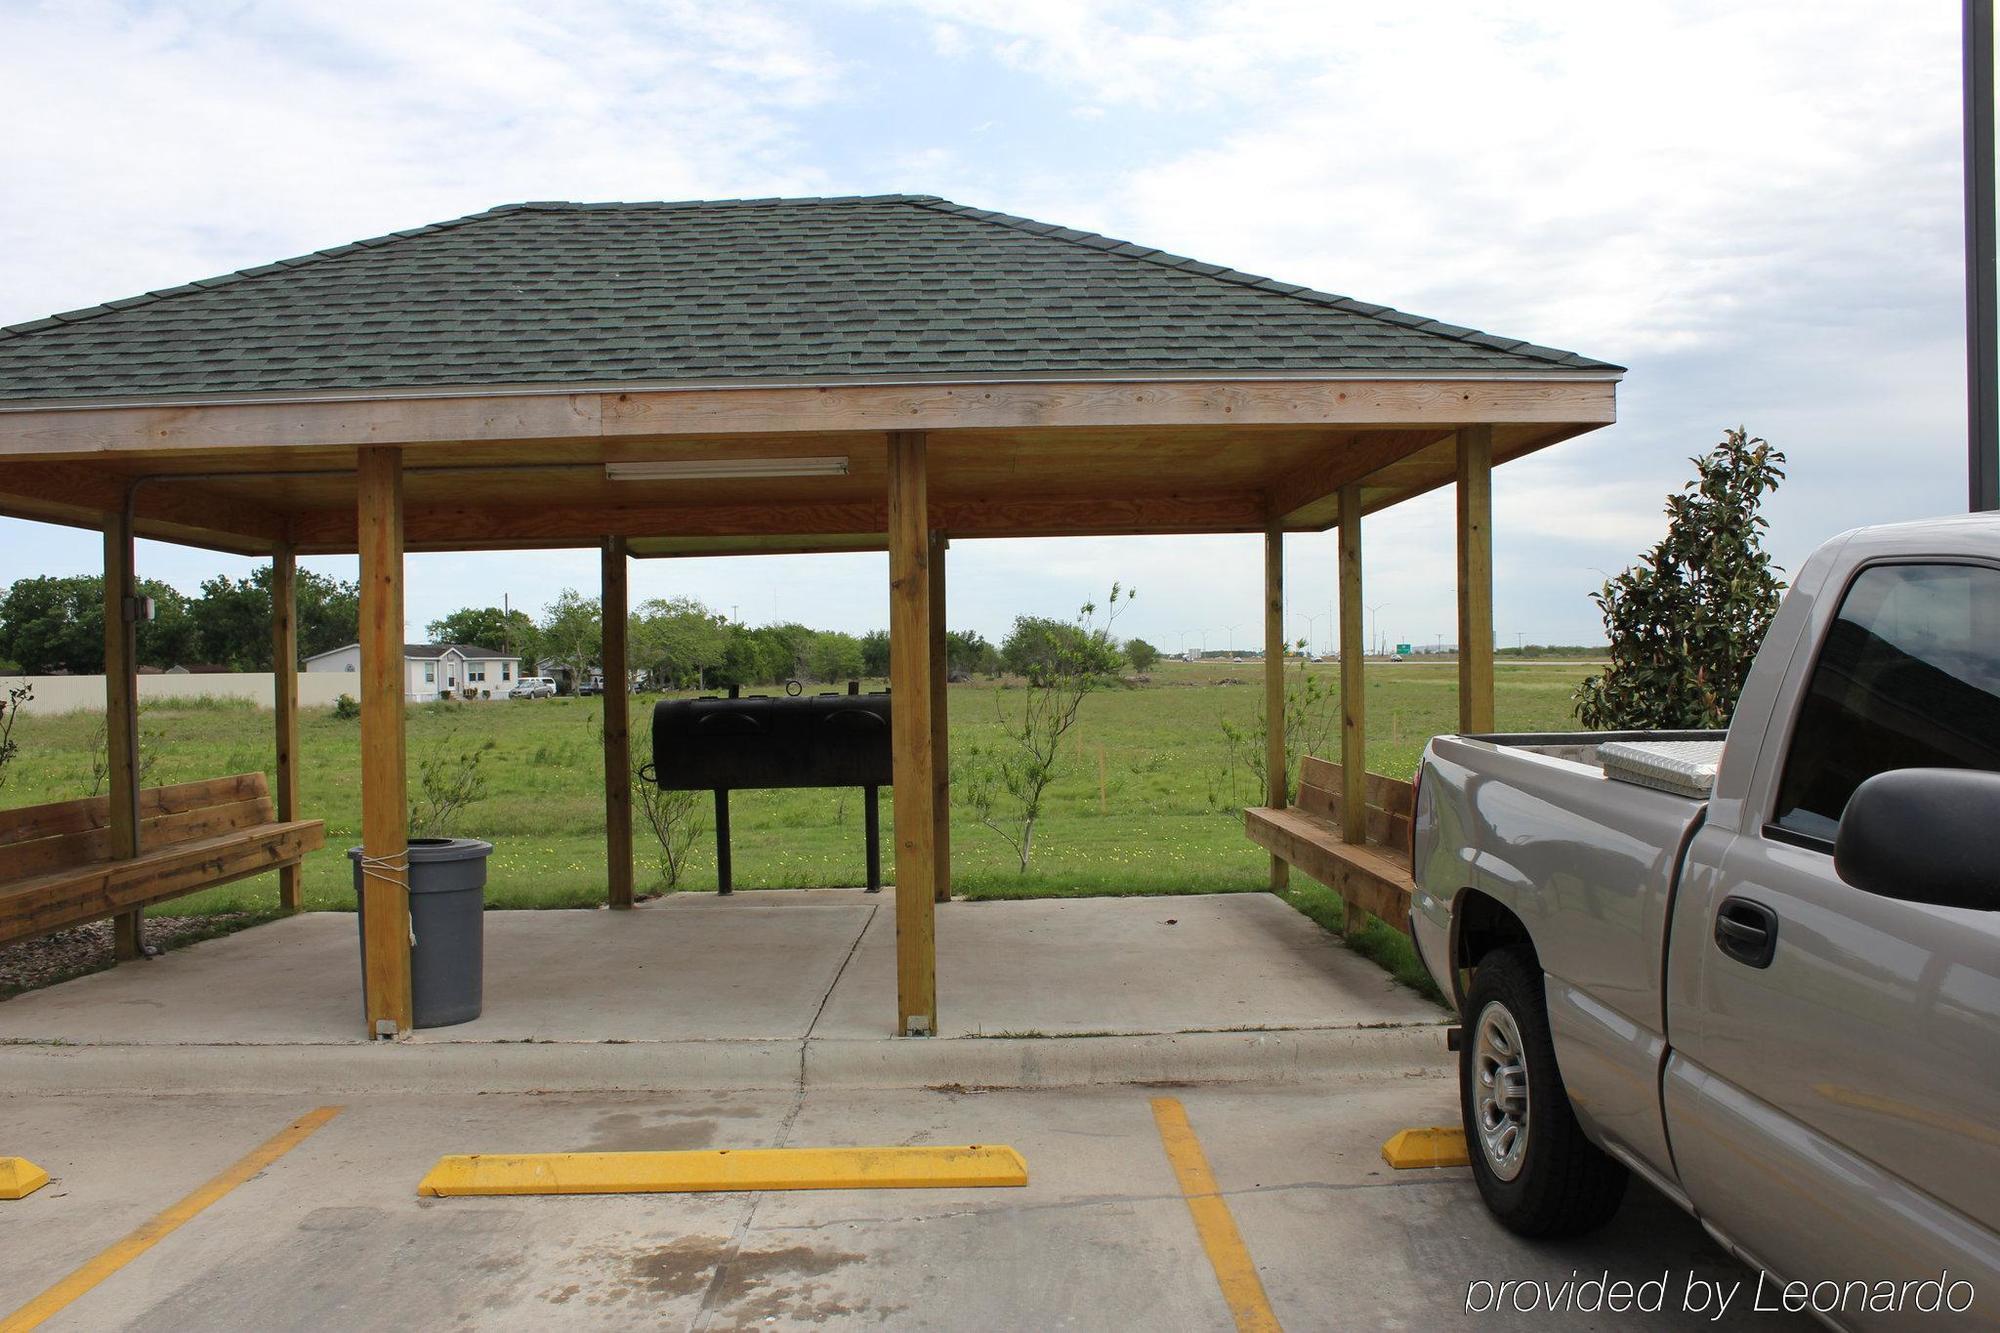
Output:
[{"xmin": 648, "ymin": 681, "xmax": 892, "ymax": 894}]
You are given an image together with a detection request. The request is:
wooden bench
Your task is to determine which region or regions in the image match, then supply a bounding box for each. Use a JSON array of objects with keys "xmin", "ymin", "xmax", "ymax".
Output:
[
  {"xmin": 0, "ymin": 773, "xmax": 325, "ymax": 947},
  {"xmin": 1245, "ymin": 755, "xmax": 1417, "ymax": 933}
]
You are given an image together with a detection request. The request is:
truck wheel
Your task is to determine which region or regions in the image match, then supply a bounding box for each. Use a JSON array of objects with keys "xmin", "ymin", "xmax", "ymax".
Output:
[{"xmin": 1459, "ymin": 946, "xmax": 1627, "ymax": 1237}]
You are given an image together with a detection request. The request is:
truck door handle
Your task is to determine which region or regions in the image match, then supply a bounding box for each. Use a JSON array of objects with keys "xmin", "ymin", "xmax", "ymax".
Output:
[{"xmin": 1714, "ymin": 897, "xmax": 1779, "ymax": 968}]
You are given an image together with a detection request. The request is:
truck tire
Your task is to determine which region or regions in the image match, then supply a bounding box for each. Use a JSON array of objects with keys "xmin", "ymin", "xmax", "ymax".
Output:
[{"xmin": 1459, "ymin": 946, "xmax": 1627, "ymax": 1237}]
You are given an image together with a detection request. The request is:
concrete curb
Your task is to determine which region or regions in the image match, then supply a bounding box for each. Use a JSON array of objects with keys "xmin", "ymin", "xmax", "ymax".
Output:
[{"xmin": 0, "ymin": 1023, "xmax": 1450, "ymax": 1095}]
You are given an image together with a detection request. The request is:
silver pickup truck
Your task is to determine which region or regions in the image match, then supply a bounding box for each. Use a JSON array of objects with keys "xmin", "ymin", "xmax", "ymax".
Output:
[{"xmin": 1411, "ymin": 514, "xmax": 2000, "ymax": 1323}]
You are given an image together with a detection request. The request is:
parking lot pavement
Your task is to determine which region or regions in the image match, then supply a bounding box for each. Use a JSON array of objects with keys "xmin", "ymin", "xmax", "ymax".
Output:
[{"xmin": 1, "ymin": 1078, "xmax": 1802, "ymax": 1331}]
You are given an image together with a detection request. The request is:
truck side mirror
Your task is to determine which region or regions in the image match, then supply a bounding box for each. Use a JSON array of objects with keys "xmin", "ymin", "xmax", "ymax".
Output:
[{"xmin": 1833, "ymin": 768, "xmax": 2000, "ymax": 911}]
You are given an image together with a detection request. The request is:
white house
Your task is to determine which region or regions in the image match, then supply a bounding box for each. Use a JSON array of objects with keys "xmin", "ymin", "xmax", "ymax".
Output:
[{"xmin": 303, "ymin": 642, "xmax": 523, "ymax": 701}]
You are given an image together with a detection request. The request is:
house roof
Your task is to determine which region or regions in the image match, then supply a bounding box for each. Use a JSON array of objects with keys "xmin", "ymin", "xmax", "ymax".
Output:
[
  {"xmin": 0, "ymin": 195, "xmax": 1618, "ymax": 403},
  {"xmin": 303, "ymin": 642, "xmax": 518, "ymax": 662}
]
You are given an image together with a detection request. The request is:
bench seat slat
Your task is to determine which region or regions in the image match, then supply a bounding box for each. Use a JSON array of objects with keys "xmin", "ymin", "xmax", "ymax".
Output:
[
  {"xmin": 1246, "ymin": 805, "xmax": 1413, "ymax": 931},
  {"xmin": 0, "ymin": 797, "xmax": 279, "ymax": 880},
  {"xmin": 0, "ymin": 819, "xmax": 326, "ymax": 945},
  {"xmin": 0, "ymin": 773, "xmax": 271, "ymax": 847}
]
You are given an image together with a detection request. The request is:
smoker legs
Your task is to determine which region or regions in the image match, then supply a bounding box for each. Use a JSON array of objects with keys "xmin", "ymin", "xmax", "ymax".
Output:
[
  {"xmin": 714, "ymin": 788, "xmax": 733, "ymax": 895},
  {"xmin": 864, "ymin": 784, "xmax": 881, "ymax": 893},
  {"xmin": 710, "ymin": 785, "xmax": 881, "ymax": 896}
]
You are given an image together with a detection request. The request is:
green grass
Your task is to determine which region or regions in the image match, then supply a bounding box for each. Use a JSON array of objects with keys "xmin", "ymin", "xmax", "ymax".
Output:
[{"xmin": 0, "ymin": 661, "xmax": 1594, "ymax": 990}]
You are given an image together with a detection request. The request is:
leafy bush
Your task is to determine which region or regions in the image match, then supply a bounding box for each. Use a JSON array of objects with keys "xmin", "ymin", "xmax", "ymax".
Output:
[
  {"xmin": 409, "ymin": 728, "xmax": 494, "ymax": 837},
  {"xmin": 331, "ymin": 693, "xmax": 360, "ymax": 720},
  {"xmin": 634, "ymin": 764, "xmax": 707, "ymax": 891},
  {"xmin": 0, "ymin": 682, "xmax": 30, "ymax": 790},
  {"xmin": 1576, "ymin": 428, "xmax": 1787, "ymax": 729},
  {"xmin": 963, "ymin": 585, "xmax": 1131, "ymax": 871}
]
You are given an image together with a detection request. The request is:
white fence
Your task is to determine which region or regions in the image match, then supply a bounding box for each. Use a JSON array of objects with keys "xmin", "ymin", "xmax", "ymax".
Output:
[{"xmin": 0, "ymin": 673, "xmax": 358, "ymax": 715}]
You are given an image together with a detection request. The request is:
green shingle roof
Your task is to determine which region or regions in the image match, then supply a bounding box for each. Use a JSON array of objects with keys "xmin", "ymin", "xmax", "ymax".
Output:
[{"xmin": 0, "ymin": 195, "xmax": 1619, "ymax": 402}]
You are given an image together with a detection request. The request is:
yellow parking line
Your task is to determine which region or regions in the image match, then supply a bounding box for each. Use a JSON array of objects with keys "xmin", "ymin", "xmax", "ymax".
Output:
[
  {"xmin": 1, "ymin": 1106, "xmax": 341, "ymax": 1333},
  {"xmin": 1150, "ymin": 1097, "xmax": 1281, "ymax": 1333}
]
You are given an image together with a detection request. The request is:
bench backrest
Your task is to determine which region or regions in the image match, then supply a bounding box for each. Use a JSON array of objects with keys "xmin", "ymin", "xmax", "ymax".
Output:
[
  {"xmin": 1296, "ymin": 755, "xmax": 1414, "ymax": 848},
  {"xmin": 0, "ymin": 773, "xmax": 275, "ymax": 880}
]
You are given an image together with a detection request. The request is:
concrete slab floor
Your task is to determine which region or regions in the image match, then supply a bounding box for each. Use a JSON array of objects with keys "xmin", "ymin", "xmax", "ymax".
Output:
[
  {"xmin": 0, "ymin": 893, "xmax": 1437, "ymax": 1049},
  {"xmin": 0, "ymin": 1080, "xmax": 1805, "ymax": 1331},
  {"xmin": 816, "ymin": 892, "xmax": 1439, "ymax": 1039}
]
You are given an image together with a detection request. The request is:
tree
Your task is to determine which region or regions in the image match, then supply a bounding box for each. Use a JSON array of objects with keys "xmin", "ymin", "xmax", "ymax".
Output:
[
  {"xmin": 630, "ymin": 596, "xmax": 729, "ymax": 688},
  {"xmin": 190, "ymin": 565, "xmax": 358, "ymax": 668},
  {"xmin": 537, "ymin": 589, "xmax": 601, "ymax": 689},
  {"xmin": 0, "ymin": 574, "xmax": 194, "ymax": 672},
  {"xmin": 1124, "ymin": 637, "xmax": 1161, "ymax": 672},
  {"xmin": 944, "ymin": 629, "xmax": 999, "ymax": 677},
  {"xmin": 1000, "ymin": 615, "xmax": 1125, "ymax": 684},
  {"xmin": 804, "ymin": 630, "xmax": 864, "ymax": 683},
  {"xmin": 859, "ymin": 629, "xmax": 891, "ymax": 678},
  {"xmin": 0, "ymin": 575, "xmax": 106, "ymax": 673},
  {"xmin": 962, "ymin": 585, "xmax": 1131, "ymax": 871},
  {"xmin": 1576, "ymin": 428, "xmax": 1788, "ymax": 730},
  {"xmin": 427, "ymin": 606, "xmax": 537, "ymax": 661}
]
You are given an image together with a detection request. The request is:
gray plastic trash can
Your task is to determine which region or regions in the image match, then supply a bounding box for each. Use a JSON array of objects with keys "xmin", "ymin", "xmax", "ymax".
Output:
[{"xmin": 348, "ymin": 837, "xmax": 493, "ymax": 1029}]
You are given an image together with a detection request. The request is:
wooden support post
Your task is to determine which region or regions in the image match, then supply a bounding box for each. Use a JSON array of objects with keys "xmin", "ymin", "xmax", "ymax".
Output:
[
  {"xmin": 887, "ymin": 431, "xmax": 937, "ymax": 1036},
  {"xmin": 1457, "ymin": 425, "xmax": 1496, "ymax": 734},
  {"xmin": 1263, "ymin": 523, "xmax": 1288, "ymax": 892},
  {"xmin": 103, "ymin": 508, "xmax": 143, "ymax": 960},
  {"xmin": 601, "ymin": 536, "xmax": 634, "ymax": 909},
  {"xmin": 357, "ymin": 447, "xmax": 412, "ymax": 1036},
  {"xmin": 1337, "ymin": 485, "xmax": 1368, "ymax": 935},
  {"xmin": 272, "ymin": 544, "xmax": 303, "ymax": 913},
  {"xmin": 928, "ymin": 530, "xmax": 951, "ymax": 904}
]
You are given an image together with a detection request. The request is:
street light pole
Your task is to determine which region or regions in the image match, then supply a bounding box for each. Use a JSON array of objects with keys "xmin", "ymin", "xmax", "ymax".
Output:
[
  {"xmin": 1367, "ymin": 604, "xmax": 1386, "ymax": 658},
  {"xmin": 1970, "ymin": 0, "xmax": 1999, "ymax": 510}
]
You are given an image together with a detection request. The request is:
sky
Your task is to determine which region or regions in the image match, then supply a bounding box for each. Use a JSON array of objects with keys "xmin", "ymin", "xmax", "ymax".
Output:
[{"xmin": 0, "ymin": 0, "xmax": 1972, "ymax": 655}]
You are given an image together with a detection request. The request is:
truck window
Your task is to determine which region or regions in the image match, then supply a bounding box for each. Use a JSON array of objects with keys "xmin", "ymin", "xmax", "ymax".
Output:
[{"xmin": 1772, "ymin": 562, "xmax": 2000, "ymax": 842}]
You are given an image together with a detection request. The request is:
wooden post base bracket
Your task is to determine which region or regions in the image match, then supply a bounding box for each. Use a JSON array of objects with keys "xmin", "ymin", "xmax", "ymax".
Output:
[
  {"xmin": 0, "ymin": 1157, "xmax": 50, "ymax": 1200},
  {"xmin": 1380, "ymin": 1127, "xmax": 1469, "ymax": 1169},
  {"xmin": 418, "ymin": 1145, "xmax": 1028, "ymax": 1197}
]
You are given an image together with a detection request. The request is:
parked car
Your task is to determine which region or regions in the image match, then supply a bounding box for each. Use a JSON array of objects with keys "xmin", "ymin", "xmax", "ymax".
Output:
[
  {"xmin": 576, "ymin": 677, "xmax": 602, "ymax": 697},
  {"xmin": 508, "ymin": 677, "xmax": 557, "ymax": 699},
  {"xmin": 1409, "ymin": 514, "xmax": 1999, "ymax": 1324}
]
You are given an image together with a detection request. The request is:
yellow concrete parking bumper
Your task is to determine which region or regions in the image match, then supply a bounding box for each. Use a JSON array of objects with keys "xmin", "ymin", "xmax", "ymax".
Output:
[
  {"xmin": 1381, "ymin": 1127, "xmax": 1469, "ymax": 1169},
  {"xmin": 417, "ymin": 1144, "xmax": 1029, "ymax": 1197},
  {"xmin": 0, "ymin": 1158, "xmax": 49, "ymax": 1200}
]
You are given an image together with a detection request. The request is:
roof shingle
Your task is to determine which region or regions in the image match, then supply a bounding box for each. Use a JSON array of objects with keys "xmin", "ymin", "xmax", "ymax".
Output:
[{"xmin": 0, "ymin": 195, "xmax": 1619, "ymax": 402}]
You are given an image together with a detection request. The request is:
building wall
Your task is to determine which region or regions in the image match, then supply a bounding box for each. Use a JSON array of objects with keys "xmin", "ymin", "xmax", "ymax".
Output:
[
  {"xmin": 303, "ymin": 644, "xmax": 363, "ymax": 675},
  {"xmin": 0, "ymin": 673, "xmax": 358, "ymax": 714}
]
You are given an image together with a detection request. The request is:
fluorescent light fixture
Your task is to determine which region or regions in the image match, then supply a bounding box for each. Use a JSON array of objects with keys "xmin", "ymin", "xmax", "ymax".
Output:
[{"xmin": 605, "ymin": 456, "xmax": 849, "ymax": 482}]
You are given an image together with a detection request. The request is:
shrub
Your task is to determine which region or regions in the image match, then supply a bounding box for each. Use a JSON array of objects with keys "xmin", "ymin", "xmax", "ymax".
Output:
[
  {"xmin": 1576, "ymin": 428, "xmax": 1787, "ymax": 729},
  {"xmin": 0, "ymin": 682, "xmax": 30, "ymax": 790},
  {"xmin": 409, "ymin": 727, "xmax": 494, "ymax": 837},
  {"xmin": 331, "ymin": 693, "xmax": 360, "ymax": 720}
]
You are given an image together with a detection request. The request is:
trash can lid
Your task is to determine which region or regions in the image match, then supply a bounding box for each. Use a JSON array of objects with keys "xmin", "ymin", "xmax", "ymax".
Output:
[{"xmin": 346, "ymin": 837, "xmax": 494, "ymax": 863}]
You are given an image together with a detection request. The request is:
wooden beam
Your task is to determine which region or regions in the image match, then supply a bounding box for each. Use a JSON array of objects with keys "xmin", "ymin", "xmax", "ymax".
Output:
[
  {"xmin": 1263, "ymin": 524, "xmax": 1288, "ymax": 892},
  {"xmin": 1337, "ymin": 486, "xmax": 1367, "ymax": 934},
  {"xmin": 928, "ymin": 530, "xmax": 951, "ymax": 905},
  {"xmin": 1266, "ymin": 431, "xmax": 1450, "ymax": 522},
  {"xmin": 0, "ymin": 378, "xmax": 1618, "ymax": 459},
  {"xmin": 887, "ymin": 431, "xmax": 937, "ymax": 1036},
  {"xmin": 1456, "ymin": 426, "xmax": 1496, "ymax": 733},
  {"xmin": 601, "ymin": 536, "xmax": 634, "ymax": 910},
  {"xmin": 271, "ymin": 544, "xmax": 303, "ymax": 913},
  {"xmin": 287, "ymin": 492, "xmax": 1270, "ymax": 552},
  {"xmin": 357, "ymin": 446, "xmax": 412, "ymax": 1036},
  {"xmin": 103, "ymin": 507, "xmax": 143, "ymax": 960}
]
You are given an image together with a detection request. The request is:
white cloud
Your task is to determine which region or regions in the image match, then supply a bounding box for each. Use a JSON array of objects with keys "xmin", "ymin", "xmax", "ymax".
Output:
[{"xmin": 0, "ymin": 0, "xmax": 841, "ymax": 322}]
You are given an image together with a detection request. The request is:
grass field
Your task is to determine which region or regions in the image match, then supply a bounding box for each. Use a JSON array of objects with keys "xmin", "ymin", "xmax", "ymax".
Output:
[{"xmin": 0, "ymin": 659, "xmax": 1598, "ymax": 994}]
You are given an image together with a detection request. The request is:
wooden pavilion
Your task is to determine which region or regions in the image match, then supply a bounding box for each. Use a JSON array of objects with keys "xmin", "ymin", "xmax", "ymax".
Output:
[{"xmin": 0, "ymin": 196, "xmax": 1620, "ymax": 1037}]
